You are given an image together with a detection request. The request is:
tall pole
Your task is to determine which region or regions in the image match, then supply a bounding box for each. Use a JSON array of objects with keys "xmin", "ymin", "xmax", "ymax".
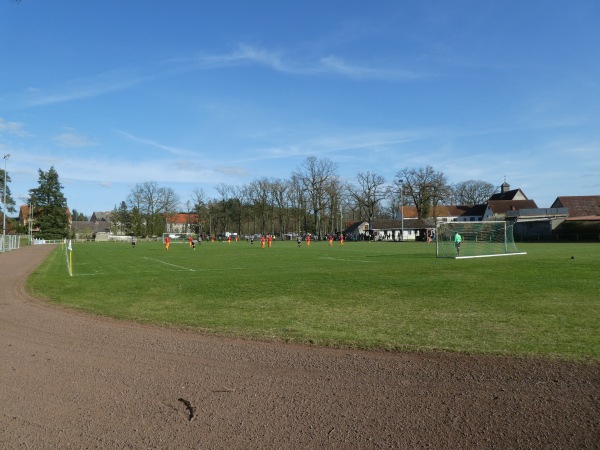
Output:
[
  {"xmin": 400, "ymin": 179, "xmax": 404, "ymax": 242},
  {"xmin": 29, "ymin": 203, "xmax": 33, "ymax": 244},
  {"xmin": 2, "ymin": 154, "xmax": 9, "ymax": 251}
]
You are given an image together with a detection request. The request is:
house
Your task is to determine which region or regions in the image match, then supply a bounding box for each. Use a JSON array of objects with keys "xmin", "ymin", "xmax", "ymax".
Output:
[
  {"xmin": 551, "ymin": 196, "xmax": 600, "ymax": 219},
  {"xmin": 18, "ymin": 205, "xmax": 72, "ymax": 232},
  {"xmin": 164, "ymin": 213, "xmax": 199, "ymax": 234},
  {"xmin": 425, "ymin": 204, "xmax": 488, "ymax": 223},
  {"xmin": 71, "ymin": 220, "xmax": 111, "ymax": 239},
  {"xmin": 343, "ymin": 220, "xmax": 369, "ymax": 240},
  {"xmin": 483, "ymin": 199, "xmax": 538, "ymax": 220},
  {"xmin": 90, "ymin": 211, "xmax": 112, "ymax": 223},
  {"xmin": 19, "ymin": 205, "xmax": 33, "ymax": 228},
  {"xmin": 394, "ymin": 181, "xmax": 538, "ymax": 224},
  {"xmin": 343, "ymin": 218, "xmax": 435, "ymax": 241},
  {"xmin": 488, "ymin": 182, "xmax": 529, "ymax": 201},
  {"xmin": 481, "ymin": 181, "xmax": 538, "ymax": 220},
  {"xmin": 548, "ymin": 196, "xmax": 600, "ymax": 241}
]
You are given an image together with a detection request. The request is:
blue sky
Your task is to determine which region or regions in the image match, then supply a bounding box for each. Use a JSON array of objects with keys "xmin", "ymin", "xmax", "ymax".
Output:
[{"xmin": 1, "ymin": 1, "xmax": 599, "ymax": 216}]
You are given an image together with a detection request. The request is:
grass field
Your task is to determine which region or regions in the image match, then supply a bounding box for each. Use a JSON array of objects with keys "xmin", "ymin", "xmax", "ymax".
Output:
[{"xmin": 25, "ymin": 239, "xmax": 600, "ymax": 361}]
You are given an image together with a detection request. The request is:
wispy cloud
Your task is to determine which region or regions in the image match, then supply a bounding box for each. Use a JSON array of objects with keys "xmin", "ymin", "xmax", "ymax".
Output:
[
  {"xmin": 14, "ymin": 43, "xmax": 425, "ymax": 111},
  {"xmin": 23, "ymin": 69, "xmax": 148, "ymax": 107},
  {"xmin": 113, "ymin": 130, "xmax": 199, "ymax": 157},
  {"xmin": 171, "ymin": 44, "xmax": 427, "ymax": 81},
  {"xmin": 53, "ymin": 131, "xmax": 98, "ymax": 148},
  {"xmin": 0, "ymin": 117, "xmax": 28, "ymax": 136},
  {"xmin": 251, "ymin": 130, "xmax": 430, "ymax": 161},
  {"xmin": 319, "ymin": 55, "xmax": 425, "ymax": 80}
]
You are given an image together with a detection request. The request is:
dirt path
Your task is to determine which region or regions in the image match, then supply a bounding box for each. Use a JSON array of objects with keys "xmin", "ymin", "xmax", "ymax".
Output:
[{"xmin": 1, "ymin": 245, "xmax": 598, "ymax": 449}]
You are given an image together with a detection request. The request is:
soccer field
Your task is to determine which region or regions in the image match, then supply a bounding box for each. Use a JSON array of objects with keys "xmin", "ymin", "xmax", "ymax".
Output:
[{"xmin": 26, "ymin": 239, "xmax": 600, "ymax": 361}]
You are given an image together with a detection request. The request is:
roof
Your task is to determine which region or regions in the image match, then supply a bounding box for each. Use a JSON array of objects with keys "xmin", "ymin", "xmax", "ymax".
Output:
[
  {"xmin": 343, "ymin": 221, "xmax": 368, "ymax": 234},
  {"xmin": 18, "ymin": 205, "xmax": 72, "ymax": 223},
  {"xmin": 489, "ymin": 188, "xmax": 528, "ymax": 201},
  {"xmin": 399, "ymin": 204, "xmax": 488, "ymax": 219},
  {"xmin": 551, "ymin": 196, "xmax": 600, "ymax": 218},
  {"xmin": 487, "ymin": 200, "xmax": 538, "ymax": 215},
  {"xmin": 438, "ymin": 204, "xmax": 488, "ymax": 217},
  {"xmin": 71, "ymin": 221, "xmax": 111, "ymax": 233},
  {"xmin": 91, "ymin": 211, "xmax": 112, "ymax": 222},
  {"xmin": 165, "ymin": 213, "xmax": 199, "ymax": 224},
  {"xmin": 371, "ymin": 218, "xmax": 435, "ymax": 230}
]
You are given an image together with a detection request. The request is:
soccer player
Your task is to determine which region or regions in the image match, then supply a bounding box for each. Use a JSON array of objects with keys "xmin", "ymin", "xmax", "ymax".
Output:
[
  {"xmin": 307, "ymin": 235, "xmax": 311, "ymax": 246},
  {"xmin": 339, "ymin": 234, "xmax": 344, "ymax": 246},
  {"xmin": 165, "ymin": 236, "xmax": 170, "ymax": 251},
  {"xmin": 453, "ymin": 232, "xmax": 462, "ymax": 256}
]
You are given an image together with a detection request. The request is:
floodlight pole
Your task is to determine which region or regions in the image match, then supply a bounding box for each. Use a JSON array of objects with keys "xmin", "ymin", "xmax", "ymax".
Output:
[
  {"xmin": 399, "ymin": 179, "xmax": 404, "ymax": 241},
  {"xmin": 2, "ymin": 154, "xmax": 9, "ymax": 252}
]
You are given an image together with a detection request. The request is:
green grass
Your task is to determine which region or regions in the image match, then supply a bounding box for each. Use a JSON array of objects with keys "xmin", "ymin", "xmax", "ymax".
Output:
[{"xmin": 25, "ymin": 239, "xmax": 600, "ymax": 361}]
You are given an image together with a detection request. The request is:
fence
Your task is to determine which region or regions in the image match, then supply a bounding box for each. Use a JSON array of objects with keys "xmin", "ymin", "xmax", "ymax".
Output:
[{"xmin": 0, "ymin": 234, "xmax": 21, "ymax": 252}]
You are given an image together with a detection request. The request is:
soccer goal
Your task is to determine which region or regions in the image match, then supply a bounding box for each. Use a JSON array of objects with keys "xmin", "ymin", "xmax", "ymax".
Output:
[{"xmin": 435, "ymin": 221, "xmax": 526, "ymax": 259}]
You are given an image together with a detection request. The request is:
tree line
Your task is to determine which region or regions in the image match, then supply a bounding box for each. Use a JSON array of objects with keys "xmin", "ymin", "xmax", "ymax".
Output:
[
  {"xmin": 107, "ymin": 156, "xmax": 496, "ymax": 239},
  {"xmin": 1, "ymin": 157, "xmax": 496, "ymax": 240}
]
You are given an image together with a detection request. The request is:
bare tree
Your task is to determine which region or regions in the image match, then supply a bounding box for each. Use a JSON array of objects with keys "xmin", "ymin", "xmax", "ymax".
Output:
[
  {"xmin": 324, "ymin": 177, "xmax": 342, "ymax": 234},
  {"xmin": 394, "ymin": 166, "xmax": 450, "ymax": 219},
  {"xmin": 347, "ymin": 171, "xmax": 389, "ymax": 223},
  {"xmin": 293, "ymin": 156, "xmax": 338, "ymax": 239},
  {"xmin": 270, "ymin": 178, "xmax": 288, "ymax": 237},
  {"xmin": 191, "ymin": 188, "xmax": 207, "ymax": 234},
  {"xmin": 214, "ymin": 183, "xmax": 234, "ymax": 235},
  {"xmin": 127, "ymin": 181, "xmax": 180, "ymax": 236},
  {"xmin": 452, "ymin": 180, "xmax": 495, "ymax": 204},
  {"xmin": 248, "ymin": 177, "xmax": 272, "ymax": 236}
]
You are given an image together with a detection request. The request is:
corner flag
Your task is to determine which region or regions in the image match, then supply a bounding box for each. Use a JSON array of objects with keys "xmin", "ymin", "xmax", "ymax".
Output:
[{"xmin": 67, "ymin": 240, "xmax": 73, "ymax": 276}]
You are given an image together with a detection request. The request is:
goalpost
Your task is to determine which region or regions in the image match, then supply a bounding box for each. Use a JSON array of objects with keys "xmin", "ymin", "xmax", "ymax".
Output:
[{"xmin": 435, "ymin": 221, "xmax": 526, "ymax": 259}]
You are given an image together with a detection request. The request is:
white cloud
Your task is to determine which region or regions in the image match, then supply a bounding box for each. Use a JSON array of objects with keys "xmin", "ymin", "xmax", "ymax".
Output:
[
  {"xmin": 53, "ymin": 132, "xmax": 97, "ymax": 148},
  {"xmin": 0, "ymin": 118, "xmax": 28, "ymax": 136}
]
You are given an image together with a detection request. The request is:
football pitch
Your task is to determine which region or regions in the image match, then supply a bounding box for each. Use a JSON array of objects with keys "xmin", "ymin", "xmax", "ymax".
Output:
[{"xmin": 26, "ymin": 239, "xmax": 600, "ymax": 361}]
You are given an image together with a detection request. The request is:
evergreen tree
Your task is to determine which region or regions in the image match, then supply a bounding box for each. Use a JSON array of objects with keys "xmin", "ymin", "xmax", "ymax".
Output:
[
  {"xmin": 111, "ymin": 201, "xmax": 132, "ymax": 235},
  {"xmin": 28, "ymin": 167, "xmax": 70, "ymax": 239},
  {"xmin": 0, "ymin": 168, "xmax": 16, "ymax": 215}
]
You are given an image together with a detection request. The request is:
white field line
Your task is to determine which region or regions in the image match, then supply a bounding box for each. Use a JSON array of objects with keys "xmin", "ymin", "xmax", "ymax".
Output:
[
  {"xmin": 455, "ymin": 252, "xmax": 527, "ymax": 259},
  {"xmin": 319, "ymin": 256, "xmax": 371, "ymax": 263},
  {"xmin": 141, "ymin": 257, "xmax": 196, "ymax": 272}
]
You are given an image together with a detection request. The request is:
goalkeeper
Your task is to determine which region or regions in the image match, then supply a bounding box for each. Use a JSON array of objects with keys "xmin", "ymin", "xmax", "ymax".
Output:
[{"xmin": 453, "ymin": 232, "xmax": 462, "ymax": 256}]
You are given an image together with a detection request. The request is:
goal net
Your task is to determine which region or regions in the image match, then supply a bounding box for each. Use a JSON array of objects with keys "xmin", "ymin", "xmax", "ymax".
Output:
[{"xmin": 435, "ymin": 221, "xmax": 526, "ymax": 259}]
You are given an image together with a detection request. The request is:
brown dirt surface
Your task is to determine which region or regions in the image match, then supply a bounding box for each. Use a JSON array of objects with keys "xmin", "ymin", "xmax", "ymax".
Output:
[{"xmin": 1, "ymin": 245, "xmax": 599, "ymax": 449}]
